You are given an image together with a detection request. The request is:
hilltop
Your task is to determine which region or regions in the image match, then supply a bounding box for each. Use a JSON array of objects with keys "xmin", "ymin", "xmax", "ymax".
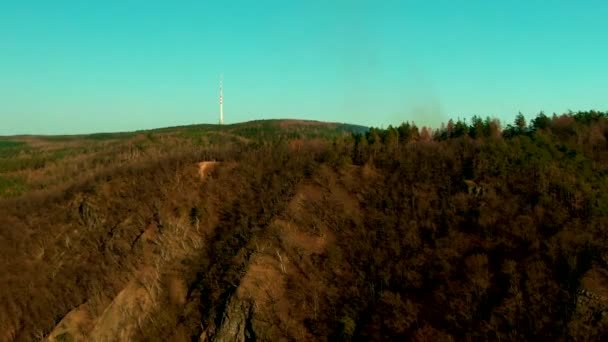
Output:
[
  {"xmin": 1, "ymin": 112, "xmax": 608, "ymax": 341},
  {"xmin": 0, "ymin": 119, "xmax": 368, "ymax": 199},
  {"xmin": 1, "ymin": 119, "xmax": 367, "ymax": 141}
]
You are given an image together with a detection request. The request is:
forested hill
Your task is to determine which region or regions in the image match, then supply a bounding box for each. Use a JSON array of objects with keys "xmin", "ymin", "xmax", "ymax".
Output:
[
  {"xmin": 1, "ymin": 112, "xmax": 608, "ymax": 341},
  {"xmin": 0, "ymin": 119, "xmax": 367, "ymax": 198}
]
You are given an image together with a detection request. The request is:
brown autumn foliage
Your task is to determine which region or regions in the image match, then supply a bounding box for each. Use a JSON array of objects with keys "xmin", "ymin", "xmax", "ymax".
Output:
[{"xmin": 0, "ymin": 113, "xmax": 608, "ymax": 341}]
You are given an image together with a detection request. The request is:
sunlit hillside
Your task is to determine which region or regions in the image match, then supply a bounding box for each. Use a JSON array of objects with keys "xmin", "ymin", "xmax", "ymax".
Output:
[
  {"xmin": 2, "ymin": 112, "xmax": 608, "ymax": 341},
  {"xmin": 0, "ymin": 119, "xmax": 367, "ymax": 199}
]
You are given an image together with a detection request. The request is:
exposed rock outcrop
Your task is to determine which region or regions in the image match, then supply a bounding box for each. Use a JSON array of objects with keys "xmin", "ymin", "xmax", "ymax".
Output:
[{"xmin": 212, "ymin": 296, "xmax": 255, "ymax": 342}]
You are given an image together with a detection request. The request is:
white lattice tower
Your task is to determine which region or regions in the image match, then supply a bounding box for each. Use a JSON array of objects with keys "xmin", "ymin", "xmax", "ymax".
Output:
[{"xmin": 219, "ymin": 74, "xmax": 224, "ymax": 125}]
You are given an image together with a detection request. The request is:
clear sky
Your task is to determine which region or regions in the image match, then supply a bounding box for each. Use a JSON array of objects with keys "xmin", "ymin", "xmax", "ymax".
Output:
[{"xmin": 1, "ymin": 0, "xmax": 607, "ymax": 135}]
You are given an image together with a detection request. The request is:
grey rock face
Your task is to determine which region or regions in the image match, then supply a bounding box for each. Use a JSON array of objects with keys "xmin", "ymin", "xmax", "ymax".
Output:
[{"xmin": 212, "ymin": 296, "xmax": 255, "ymax": 342}]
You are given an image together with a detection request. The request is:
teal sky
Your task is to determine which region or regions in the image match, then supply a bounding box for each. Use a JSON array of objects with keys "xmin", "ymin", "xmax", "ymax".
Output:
[{"xmin": 1, "ymin": 0, "xmax": 607, "ymax": 135}]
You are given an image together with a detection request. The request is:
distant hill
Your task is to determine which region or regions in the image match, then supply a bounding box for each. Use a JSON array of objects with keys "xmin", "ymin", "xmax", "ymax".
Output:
[
  {"xmin": 1, "ymin": 119, "xmax": 368, "ymax": 141},
  {"xmin": 0, "ymin": 119, "xmax": 368, "ymax": 198}
]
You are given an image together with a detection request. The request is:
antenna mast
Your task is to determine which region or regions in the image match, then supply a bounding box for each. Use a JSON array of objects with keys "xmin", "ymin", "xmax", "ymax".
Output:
[{"xmin": 219, "ymin": 74, "xmax": 224, "ymax": 125}]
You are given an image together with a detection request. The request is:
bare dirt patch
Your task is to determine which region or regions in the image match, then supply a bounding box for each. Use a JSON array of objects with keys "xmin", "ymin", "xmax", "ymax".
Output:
[
  {"xmin": 87, "ymin": 279, "xmax": 155, "ymax": 341},
  {"xmin": 197, "ymin": 161, "xmax": 219, "ymax": 179},
  {"xmin": 46, "ymin": 303, "xmax": 92, "ymax": 342}
]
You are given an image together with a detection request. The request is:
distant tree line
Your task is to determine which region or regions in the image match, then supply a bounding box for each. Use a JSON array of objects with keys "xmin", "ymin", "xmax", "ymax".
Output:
[{"xmin": 353, "ymin": 110, "xmax": 608, "ymax": 145}]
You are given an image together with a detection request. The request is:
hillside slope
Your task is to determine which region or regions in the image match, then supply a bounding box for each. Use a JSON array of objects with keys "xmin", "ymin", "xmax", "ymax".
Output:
[
  {"xmin": 0, "ymin": 119, "xmax": 367, "ymax": 199},
  {"xmin": 2, "ymin": 113, "xmax": 608, "ymax": 341}
]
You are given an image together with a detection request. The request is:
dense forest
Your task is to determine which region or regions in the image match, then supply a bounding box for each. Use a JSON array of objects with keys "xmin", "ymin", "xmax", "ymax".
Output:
[{"xmin": 1, "ymin": 111, "xmax": 608, "ymax": 341}]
